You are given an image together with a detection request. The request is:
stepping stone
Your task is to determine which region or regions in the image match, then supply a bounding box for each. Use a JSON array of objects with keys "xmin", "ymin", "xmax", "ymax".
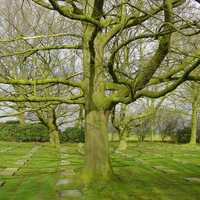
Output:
[
  {"xmin": 56, "ymin": 179, "xmax": 71, "ymax": 185},
  {"xmin": 61, "ymin": 160, "xmax": 71, "ymax": 166},
  {"xmin": 59, "ymin": 190, "xmax": 82, "ymax": 198},
  {"xmin": 0, "ymin": 168, "xmax": 19, "ymax": 176},
  {"xmin": 185, "ymin": 177, "xmax": 200, "ymax": 183},
  {"xmin": 153, "ymin": 166, "xmax": 177, "ymax": 174},
  {"xmin": 61, "ymin": 169, "xmax": 75, "ymax": 176},
  {"xmin": 0, "ymin": 181, "xmax": 5, "ymax": 187}
]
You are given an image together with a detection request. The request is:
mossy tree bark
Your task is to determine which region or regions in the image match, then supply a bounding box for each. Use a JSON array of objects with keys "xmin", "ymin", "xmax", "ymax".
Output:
[
  {"xmin": 82, "ymin": 23, "xmax": 114, "ymax": 181},
  {"xmin": 84, "ymin": 110, "xmax": 113, "ymax": 181}
]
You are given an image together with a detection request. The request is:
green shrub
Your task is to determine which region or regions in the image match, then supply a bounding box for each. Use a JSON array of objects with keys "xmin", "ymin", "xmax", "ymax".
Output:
[
  {"xmin": 0, "ymin": 121, "xmax": 49, "ymax": 142},
  {"xmin": 60, "ymin": 127, "xmax": 85, "ymax": 143}
]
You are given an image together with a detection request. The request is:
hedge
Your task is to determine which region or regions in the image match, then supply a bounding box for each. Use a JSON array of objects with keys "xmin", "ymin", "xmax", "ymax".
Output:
[
  {"xmin": 0, "ymin": 121, "xmax": 49, "ymax": 142},
  {"xmin": 0, "ymin": 121, "xmax": 85, "ymax": 143}
]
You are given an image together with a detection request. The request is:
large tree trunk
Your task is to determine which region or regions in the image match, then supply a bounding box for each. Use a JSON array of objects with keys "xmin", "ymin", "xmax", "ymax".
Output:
[
  {"xmin": 190, "ymin": 101, "xmax": 197, "ymax": 145},
  {"xmin": 81, "ymin": 11, "xmax": 114, "ymax": 182},
  {"xmin": 83, "ymin": 110, "xmax": 113, "ymax": 182}
]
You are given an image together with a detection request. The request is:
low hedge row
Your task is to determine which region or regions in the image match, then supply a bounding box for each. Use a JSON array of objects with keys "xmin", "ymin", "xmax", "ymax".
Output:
[
  {"xmin": 0, "ymin": 121, "xmax": 49, "ymax": 142},
  {"xmin": 0, "ymin": 121, "xmax": 85, "ymax": 143}
]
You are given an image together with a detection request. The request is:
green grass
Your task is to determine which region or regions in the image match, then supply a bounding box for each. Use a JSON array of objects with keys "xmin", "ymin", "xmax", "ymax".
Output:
[{"xmin": 0, "ymin": 141, "xmax": 200, "ymax": 200}]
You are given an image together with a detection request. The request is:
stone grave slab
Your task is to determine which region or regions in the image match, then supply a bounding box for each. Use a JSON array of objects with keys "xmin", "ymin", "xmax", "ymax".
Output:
[
  {"xmin": 0, "ymin": 147, "xmax": 12, "ymax": 153},
  {"xmin": 59, "ymin": 189, "xmax": 82, "ymax": 198},
  {"xmin": 0, "ymin": 168, "xmax": 19, "ymax": 176},
  {"xmin": 61, "ymin": 169, "xmax": 75, "ymax": 176},
  {"xmin": 135, "ymin": 159, "xmax": 147, "ymax": 165},
  {"xmin": 60, "ymin": 149, "xmax": 68, "ymax": 154},
  {"xmin": 153, "ymin": 165, "xmax": 177, "ymax": 174},
  {"xmin": 60, "ymin": 154, "xmax": 69, "ymax": 159},
  {"xmin": 56, "ymin": 179, "xmax": 71, "ymax": 185},
  {"xmin": 0, "ymin": 181, "xmax": 5, "ymax": 187},
  {"xmin": 61, "ymin": 160, "xmax": 71, "ymax": 166},
  {"xmin": 15, "ymin": 160, "xmax": 27, "ymax": 166},
  {"xmin": 172, "ymin": 159, "xmax": 189, "ymax": 164},
  {"xmin": 185, "ymin": 177, "xmax": 200, "ymax": 183}
]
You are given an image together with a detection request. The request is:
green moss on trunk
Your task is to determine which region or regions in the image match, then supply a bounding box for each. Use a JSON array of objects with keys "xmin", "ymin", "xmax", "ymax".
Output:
[{"xmin": 83, "ymin": 110, "xmax": 113, "ymax": 183}]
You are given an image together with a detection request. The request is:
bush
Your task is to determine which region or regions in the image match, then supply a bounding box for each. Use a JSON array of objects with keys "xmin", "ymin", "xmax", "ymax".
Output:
[
  {"xmin": 60, "ymin": 127, "xmax": 85, "ymax": 143},
  {"xmin": 176, "ymin": 127, "xmax": 200, "ymax": 144},
  {"xmin": 0, "ymin": 121, "xmax": 49, "ymax": 142}
]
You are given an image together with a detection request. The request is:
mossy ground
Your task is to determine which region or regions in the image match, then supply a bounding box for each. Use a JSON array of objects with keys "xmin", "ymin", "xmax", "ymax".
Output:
[{"xmin": 0, "ymin": 141, "xmax": 200, "ymax": 200}]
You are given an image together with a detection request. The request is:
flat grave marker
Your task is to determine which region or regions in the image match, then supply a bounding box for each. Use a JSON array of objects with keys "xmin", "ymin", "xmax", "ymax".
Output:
[
  {"xmin": 0, "ymin": 168, "xmax": 19, "ymax": 176},
  {"xmin": 153, "ymin": 165, "xmax": 177, "ymax": 174},
  {"xmin": 56, "ymin": 179, "xmax": 72, "ymax": 185},
  {"xmin": 0, "ymin": 181, "xmax": 5, "ymax": 187},
  {"xmin": 59, "ymin": 189, "xmax": 82, "ymax": 198}
]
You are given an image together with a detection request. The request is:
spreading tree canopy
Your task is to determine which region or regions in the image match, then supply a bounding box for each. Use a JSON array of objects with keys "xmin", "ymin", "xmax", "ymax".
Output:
[{"xmin": 0, "ymin": 0, "xmax": 200, "ymax": 182}]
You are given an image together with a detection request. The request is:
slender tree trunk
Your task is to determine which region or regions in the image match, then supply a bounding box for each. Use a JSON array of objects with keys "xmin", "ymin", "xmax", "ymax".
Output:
[
  {"xmin": 151, "ymin": 119, "xmax": 155, "ymax": 142},
  {"xmin": 190, "ymin": 101, "xmax": 197, "ymax": 145},
  {"xmin": 48, "ymin": 124, "xmax": 60, "ymax": 147},
  {"xmin": 117, "ymin": 129, "xmax": 128, "ymax": 151},
  {"xmin": 18, "ymin": 113, "xmax": 25, "ymax": 127},
  {"xmin": 47, "ymin": 111, "xmax": 60, "ymax": 147},
  {"xmin": 83, "ymin": 110, "xmax": 113, "ymax": 182},
  {"xmin": 18, "ymin": 103, "xmax": 25, "ymax": 127}
]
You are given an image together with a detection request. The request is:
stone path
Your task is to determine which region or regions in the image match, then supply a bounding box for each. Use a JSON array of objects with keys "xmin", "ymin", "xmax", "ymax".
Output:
[{"xmin": 56, "ymin": 147, "xmax": 82, "ymax": 199}]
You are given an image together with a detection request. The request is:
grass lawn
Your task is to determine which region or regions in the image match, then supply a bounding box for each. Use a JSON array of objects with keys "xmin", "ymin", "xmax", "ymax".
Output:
[{"xmin": 0, "ymin": 141, "xmax": 200, "ymax": 200}]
